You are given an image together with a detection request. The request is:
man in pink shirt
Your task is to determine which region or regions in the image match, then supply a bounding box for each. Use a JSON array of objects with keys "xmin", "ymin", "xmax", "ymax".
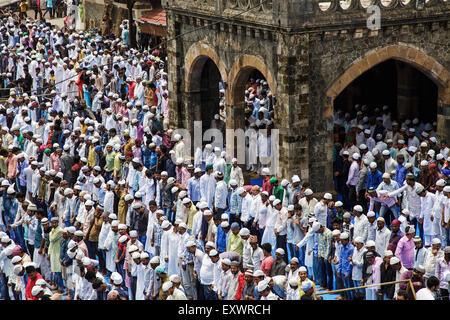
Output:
[
  {"xmin": 260, "ymin": 243, "xmax": 274, "ymax": 276},
  {"xmin": 50, "ymin": 148, "xmax": 62, "ymax": 172},
  {"xmin": 365, "ymin": 251, "xmax": 383, "ymax": 300},
  {"xmin": 395, "ymin": 226, "xmax": 416, "ymax": 269},
  {"xmin": 6, "ymin": 148, "xmax": 18, "ymax": 180}
]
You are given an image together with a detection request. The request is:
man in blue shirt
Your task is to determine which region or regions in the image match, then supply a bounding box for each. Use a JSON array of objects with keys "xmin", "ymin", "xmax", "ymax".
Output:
[
  {"xmin": 216, "ymin": 221, "xmax": 230, "ymax": 253},
  {"xmin": 395, "ymin": 154, "xmax": 407, "ymax": 186},
  {"xmin": 187, "ymin": 168, "xmax": 202, "ymax": 204},
  {"xmin": 366, "ymin": 162, "xmax": 383, "ymax": 190},
  {"xmin": 338, "ymin": 232, "xmax": 354, "ymax": 300}
]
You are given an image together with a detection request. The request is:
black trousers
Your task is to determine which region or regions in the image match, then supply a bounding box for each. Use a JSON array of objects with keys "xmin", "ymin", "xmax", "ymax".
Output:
[
  {"xmin": 348, "ymin": 185, "xmax": 357, "ymax": 210},
  {"xmin": 276, "ymin": 234, "xmax": 288, "ymax": 263}
]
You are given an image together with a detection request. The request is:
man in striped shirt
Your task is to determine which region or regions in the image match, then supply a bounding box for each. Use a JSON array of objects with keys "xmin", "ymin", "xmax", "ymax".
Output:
[{"xmin": 316, "ymin": 222, "xmax": 333, "ymax": 291}]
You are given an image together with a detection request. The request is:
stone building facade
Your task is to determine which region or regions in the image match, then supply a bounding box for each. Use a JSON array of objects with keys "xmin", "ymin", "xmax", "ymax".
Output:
[{"xmin": 164, "ymin": 0, "xmax": 449, "ymax": 193}]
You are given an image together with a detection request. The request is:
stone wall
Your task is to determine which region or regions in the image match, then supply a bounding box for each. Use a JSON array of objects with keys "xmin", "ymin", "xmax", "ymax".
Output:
[{"xmin": 164, "ymin": 0, "xmax": 450, "ymax": 192}]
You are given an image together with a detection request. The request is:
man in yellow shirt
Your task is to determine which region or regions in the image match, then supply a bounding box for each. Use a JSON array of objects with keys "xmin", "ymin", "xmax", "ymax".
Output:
[
  {"xmin": 298, "ymin": 266, "xmax": 316, "ymax": 298},
  {"xmin": 227, "ymin": 223, "xmax": 244, "ymax": 257}
]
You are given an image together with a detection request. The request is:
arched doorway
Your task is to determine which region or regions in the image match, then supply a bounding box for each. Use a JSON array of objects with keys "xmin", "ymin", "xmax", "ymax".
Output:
[
  {"xmin": 228, "ymin": 55, "xmax": 277, "ymax": 178},
  {"xmin": 183, "ymin": 42, "xmax": 229, "ymax": 154},
  {"xmin": 328, "ymin": 46, "xmax": 448, "ymax": 212},
  {"xmin": 334, "ymin": 59, "xmax": 438, "ymax": 126}
]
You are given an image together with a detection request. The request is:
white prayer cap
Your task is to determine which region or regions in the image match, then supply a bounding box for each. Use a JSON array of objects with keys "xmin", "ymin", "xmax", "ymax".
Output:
[
  {"xmin": 352, "ymin": 153, "xmax": 360, "ymax": 160},
  {"xmin": 340, "ymin": 232, "xmax": 349, "ymax": 240},
  {"xmin": 382, "ymin": 172, "xmax": 391, "ymax": 179},
  {"xmin": 11, "ymin": 256, "xmax": 22, "ymax": 264},
  {"xmin": 185, "ymin": 240, "xmax": 196, "ymax": 248},
  {"xmin": 365, "ymin": 240, "xmax": 376, "ymax": 247},
  {"xmin": 437, "ymin": 154, "xmax": 444, "ymax": 161},
  {"xmin": 239, "ymin": 228, "xmax": 250, "ymax": 236},
  {"xmin": 67, "ymin": 226, "xmax": 76, "ymax": 234},
  {"xmin": 179, "ymin": 191, "xmax": 187, "ymax": 198},
  {"xmin": 118, "ymin": 223, "xmax": 128, "ymax": 230},
  {"xmin": 162, "ymin": 281, "xmax": 173, "ymax": 292},
  {"xmin": 31, "ymin": 286, "xmax": 43, "ymax": 296},
  {"xmin": 287, "ymin": 205, "xmax": 295, "ymax": 211},
  {"xmin": 111, "ymin": 221, "xmax": 119, "ymax": 227},
  {"xmin": 236, "ymin": 187, "xmax": 246, "ymax": 195},
  {"xmin": 335, "ymin": 201, "xmax": 343, "ymax": 207},
  {"xmin": 257, "ymin": 279, "xmax": 269, "ymax": 292},
  {"xmin": 420, "ymin": 160, "xmax": 428, "ymax": 167},
  {"xmin": 13, "ymin": 264, "xmax": 23, "ymax": 276},
  {"xmin": 209, "ymin": 249, "xmax": 218, "ymax": 257},
  {"xmin": 179, "ymin": 223, "xmax": 188, "ymax": 229},
  {"xmin": 131, "ymin": 252, "xmax": 141, "ymax": 260},
  {"xmin": 261, "ymin": 191, "xmax": 269, "ymax": 197},
  {"xmin": 364, "ymin": 129, "xmax": 371, "ymax": 135},
  {"xmin": 390, "ymin": 257, "xmax": 400, "ymax": 265},
  {"xmin": 312, "ymin": 221, "xmax": 321, "ymax": 232},
  {"xmin": 119, "ymin": 235, "xmax": 128, "ymax": 243},
  {"xmin": 436, "ymin": 179, "xmax": 446, "ymax": 187},
  {"xmin": 372, "ymin": 148, "xmax": 379, "ymax": 156},
  {"xmin": 161, "ymin": 220, "xmax": 171, "ymax": 229},
  {"xmin": 173, "ymin": 133, "xmax": 181, "ymax": 141},
  {"xmin": 273, "ymin": 199, "xmax": 281, "ymax": 206},
  {"xmin": 74, "ymin": 230, "xmax": 84, "ymax": 237},
  {"xmin": 198, "ymin": 202, "xmax": 208, "ymax": 209},
  {"xmin": 332, "ymin": 229, "xmax": 341, "ymax": 236},
  {"xmin": 67, "ymin": 240, "xmax": 77, "ymax": 250},
  {"xmin": 229, "ymin": 179, "xmax": 237, "ymax": 186},
  {"xmin": 85, "ymin": 200, "xmax": 94, "ymax": 206},
  {"xmin": 129, "ymin": 230, "xmax": 138, "ymax": 238},
  {"xmin": 150, "ymin": 256, "xmax": 161, "ymax": 264},
  {"xmin": 124, "ymin": 194, "xmax": 134, "ymax": 201},
  {"xmin": 384, "ymin": 250, "xmax": 393, "ymax": 257},
  {"xmin": 323, "ymin": 192, "xmax": 332, "ymax": 200},
  {"xmin": 261, "ymin": 167, "xmax": 270, "ymax": 175},
  {"xmin": 132, "ymin": 202, "xmax": 143, "ymax": 209},
  {"xmin": 203, "ymin": 210, "xmax": 213, "ymax": 216},
  {"xmin": 404, "ymin": 163, "xmax": 412, "ymax": 169},
  {"xmin": 111, "ymin": 272, "xmax": 123, "ymax": 285},
  {"xmin": 281, "ymin": 179, "xmax": 289, "ymax": 187},
  {"xmin": 182, "ymin": 197, "xmax": 191, "ymax": 205},
  {"xmin": 382, "ymin": 150, "xmax": 390, "ymax": 156},
  {"xmin": 169, "ymin": 275, "xmax": 181, "ymax": 283},
  {"xmin": 221, "ymin": 221, "xmax": 229, "ymax": 228},
  {"xmin": 367, "ymin": 210, "xmax": 375, "ymax": 217},
  {"xmin": 275, "ymin": 248, "xmax": 285, "ymax": 255},
  {"xmin": 369, "ymin": 162, "xmax": 377, "ymax": 169},
  {"xmin": 291, "ymin": 175, "xmax": 301, "ymax": 183},
  {"xmin": 431, "ymin": 238, "xmax": 441, "ymax": 245},
  {"xmin": 167, "ymin": 177, "xmax": 176, "ymax": 185},
  {"xmin": 140, "ymin": 252, "xmax": 149, "ymax": 259}
]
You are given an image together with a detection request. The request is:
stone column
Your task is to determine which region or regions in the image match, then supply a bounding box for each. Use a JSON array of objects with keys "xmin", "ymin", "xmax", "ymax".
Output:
[
  {"xmin": 437, "ymin": 86, "xmax": 450, "ymax": 143},
  {"xmin": 275, "ymin": 33, "xmax": 315, "ymax": 186}
]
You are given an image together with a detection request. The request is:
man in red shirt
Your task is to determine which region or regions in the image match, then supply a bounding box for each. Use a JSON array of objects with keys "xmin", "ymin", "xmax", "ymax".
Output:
[
  {"xmin": 25, "ymin": 263, "xmax": 43, "ymax": 300},
  {"xmin": 260, "ymin": 243, "xmax": 274, "ymax": 276},
  {"xmin": 127, "ymin": 77, "xmax": 136, "ymax": 100},
  {"xmin": 116, "ymin": 225, "xmax": 130, "ymax": 279},
  {"xmin": 261, "ymin": 168, "xmax": 273, "ymax": 195}
]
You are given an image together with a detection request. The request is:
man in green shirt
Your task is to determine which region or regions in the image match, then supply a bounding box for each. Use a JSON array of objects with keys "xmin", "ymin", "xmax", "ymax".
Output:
[
  {"xmin": 227, "ymin": 222, "xmax": 244, "ymax": 257},
  {"xmin": 271, "ymin": 177, "xmax": 284, "ymax": 201},
  {"xmin": 104, "ymin": 143, "xmax": 116, "ymax": 181}
]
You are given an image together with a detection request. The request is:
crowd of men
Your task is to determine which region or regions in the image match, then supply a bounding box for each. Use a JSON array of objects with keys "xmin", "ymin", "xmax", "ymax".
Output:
[{"xmin": 0, "ymin": 14, "xmax": 449, "ymax": 302}]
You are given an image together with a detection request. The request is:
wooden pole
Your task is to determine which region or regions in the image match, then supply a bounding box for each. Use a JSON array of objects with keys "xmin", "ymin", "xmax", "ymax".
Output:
[{"xmin": 313, "ymin": 279, "xmax": 415, "ymax": 300}]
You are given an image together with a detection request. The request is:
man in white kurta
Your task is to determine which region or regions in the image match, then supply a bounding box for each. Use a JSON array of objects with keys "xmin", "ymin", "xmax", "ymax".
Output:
[{"xmin": 417, "ymin": 186, "xmax": 436, "ymax": 247}]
